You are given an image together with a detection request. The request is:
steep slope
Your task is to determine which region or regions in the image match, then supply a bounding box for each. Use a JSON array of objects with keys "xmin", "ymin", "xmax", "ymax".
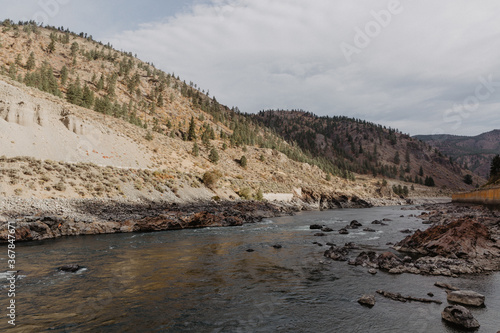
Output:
[
  {"xmin": 253, "ymin": 110, "xmax": 482, "ymax": 191},
  {"xmin": 415, "ymin": 130, "xmax": 500, "ymax": 179}
]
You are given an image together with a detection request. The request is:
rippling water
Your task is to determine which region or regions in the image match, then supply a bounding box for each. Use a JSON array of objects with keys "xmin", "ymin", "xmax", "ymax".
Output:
[{"xmin": 1, "ymin": 206, "xmax": 499, "ymax": 332}]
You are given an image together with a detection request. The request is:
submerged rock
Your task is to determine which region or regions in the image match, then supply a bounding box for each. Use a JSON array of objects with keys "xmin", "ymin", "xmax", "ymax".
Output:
[
  {"xmin": 354, "ymin": 251, "xmax": 378, "ymax": 267},
  {"xmin": 310, "ymin": 224, "xmax": 323, "ymax": 230},
  {"xmin": 321, "ymin": 227, "xmax": 334, "ymax": 232},
  {"xmin": 339, "ymin": 228, "xmax": 349, "ymax": 235},
  {"xmin": 349, "ymin": 220, "xmax": 362, "ymax": 229},
  {"xmin": 441, "ymin": 305, "xmax": 480, "ymax": 329},
  {"xmin": 435, "ymin": 282, "xmax": 460, "ymax": 291},
  {"xmin": 324, "ymin": 245, "xmax": 350, "ymax": 261},
  {"xmin": 58, "ymin": 264, "xmax": 82, "ymax": 272},
  {"xmin": 447, "ymin": 290, "xmax": 485, "ymax": 307}
]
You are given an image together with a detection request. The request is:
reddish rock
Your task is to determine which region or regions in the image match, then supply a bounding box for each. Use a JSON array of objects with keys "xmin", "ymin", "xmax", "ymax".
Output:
[{"xmin": 395, "ymin": 217, "xmax": 493, "ymax": 259}]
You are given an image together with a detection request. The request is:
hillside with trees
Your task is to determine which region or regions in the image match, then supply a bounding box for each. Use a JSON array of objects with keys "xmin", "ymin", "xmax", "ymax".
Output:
[{"xmin": 253, "ymin": 110, "xmax": 482, "ymax": 190}]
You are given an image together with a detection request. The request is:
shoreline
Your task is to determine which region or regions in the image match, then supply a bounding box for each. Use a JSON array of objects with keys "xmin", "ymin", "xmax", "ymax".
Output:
[
  {"xmin": 0, "ymin": 196, "xmax": 449, "ymax": 243},
  {"xmin": 2, "ymin": 196, "xmax": 498, "ymax": 277}
]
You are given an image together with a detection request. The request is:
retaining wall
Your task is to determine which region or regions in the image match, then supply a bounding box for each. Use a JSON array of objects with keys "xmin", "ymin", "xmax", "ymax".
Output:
[{"xmin": 452, "ymin": 187, "xmax": 500, "ymax": 205}]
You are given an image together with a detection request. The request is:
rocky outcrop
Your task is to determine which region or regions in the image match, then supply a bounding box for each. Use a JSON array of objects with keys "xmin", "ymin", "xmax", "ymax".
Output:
[
  {"xmin": 300, "ymin": 188, "xmax": 372, "ymax": 210},
  {"xmin": 394, "ymin": 217, "xmax": 494, "ymax": 259},
  {"xmin": 441, "ymin": 305, "xmax": 480, "ymax": 329},
  {"xmin": 447, "ymin": 290, "xmax": 485, "ymax": 307}
]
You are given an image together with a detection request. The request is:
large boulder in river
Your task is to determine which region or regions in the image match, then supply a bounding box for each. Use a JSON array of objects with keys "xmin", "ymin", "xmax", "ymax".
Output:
[
  {"xmin": 358, "ymin": 294, "xmax": 376, "ymax": 307},
  {"xmin": 349, "ymin": 220, "xmax": 362, "ymax": 229},
  {"xmin": 441, "ymin": 305, "xmax": 480, "ymax": 329},
  {"xmin": 447, "ymin": 290, "xmax": 485, "ymax": 307}
]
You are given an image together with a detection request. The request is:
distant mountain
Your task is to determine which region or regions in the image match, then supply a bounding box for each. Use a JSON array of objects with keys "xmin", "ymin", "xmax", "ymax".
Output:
[
  {"xmin": 253, "ymin": 110, "xmax": 482, "ymax": 190},
  {"xmin": 415, "ymin": 130, "xmax": 500, "ymax": 178}
]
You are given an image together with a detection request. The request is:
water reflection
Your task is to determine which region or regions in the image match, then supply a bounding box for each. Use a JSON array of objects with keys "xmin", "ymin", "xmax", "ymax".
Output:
[{"xmin": 1, "ymin": 206, "xmax": 498, "ymax": 332}]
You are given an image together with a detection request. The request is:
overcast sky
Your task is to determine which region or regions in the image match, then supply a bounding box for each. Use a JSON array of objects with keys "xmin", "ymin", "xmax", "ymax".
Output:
[{"xmin": 2, "ymin": 0, "xmax": 500, "ymax": 136}]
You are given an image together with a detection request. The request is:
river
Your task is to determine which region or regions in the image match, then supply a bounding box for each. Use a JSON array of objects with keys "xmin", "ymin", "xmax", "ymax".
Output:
[{"xmin": 1, "ymin": 206, "xmax": 499, "ymax": 332}]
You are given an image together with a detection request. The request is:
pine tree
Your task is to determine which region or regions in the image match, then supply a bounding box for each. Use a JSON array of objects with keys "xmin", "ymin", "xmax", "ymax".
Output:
[
  {"xmin": 66, "ymin": 79, "xmax": 83, "ymax": 106},
  {"xmin": 419, "ymin": 166, "xmax": 424, "ymax": 177},
  {"xmin": 60, "ymin": 65, "xmax": 68, "ymax": 85},
  {"xmin": 8, "ymin": 63, "xmax": 16, "ymax": 80},
  {"xmin": 26, "ymin": 52, "xmax": 36, "ymax": 70},
  {"xmin": 96, "ymin": 74, "xmax": 104, "ymax": 90},
  {"xmin": 47, "ymin": 39, "xmax": 56, "ymax": 53},
  {"xmin": 70, "ymin": 42, "xmax": 79, "ymax": 57},
  {"xmin": 490, "ymin": 155, "xmax": 500, "ymax": 181},
  {"xmin": 463, "ymin": 174, "xmax": 473, "ymax": 185},
  {"xmin": 15, "ymin": 54, "xmax": 22, "ymax": 66},
  {"xmin": 192, "ymin": 142, "xmax": 199, "ymax": 157},
  {"xmin": 394, "ymin": 151, "xmax": 400, "ymax": 165},
  {"xmin": 424, "ymin": 176, "xmax": 435, "ymax": 187},
  {"xmin": 188, "ymin": 117, "xmax": 196, "ymax": 141},
  {"xmin": 82, "ymin": 84, "xmax": 95, "ymax": 108}
]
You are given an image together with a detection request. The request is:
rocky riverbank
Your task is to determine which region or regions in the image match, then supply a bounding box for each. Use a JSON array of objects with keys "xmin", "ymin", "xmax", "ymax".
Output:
[
  {"xmin": 0, "ymin": 198, "xmax": 297, "ymax": 242},
  {"xmin": 0, "ymin": 190, "xmax": 383, "ymax": 242},
  {"xmin": 324, "ymin": 202, "xmax": 500, "ymax": 276}
]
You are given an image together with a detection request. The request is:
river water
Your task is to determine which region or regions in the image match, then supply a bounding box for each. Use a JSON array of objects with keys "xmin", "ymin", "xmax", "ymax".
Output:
[{"xmin": 1, "ymin": 206, "xmax": 499, "ymax": 332}]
